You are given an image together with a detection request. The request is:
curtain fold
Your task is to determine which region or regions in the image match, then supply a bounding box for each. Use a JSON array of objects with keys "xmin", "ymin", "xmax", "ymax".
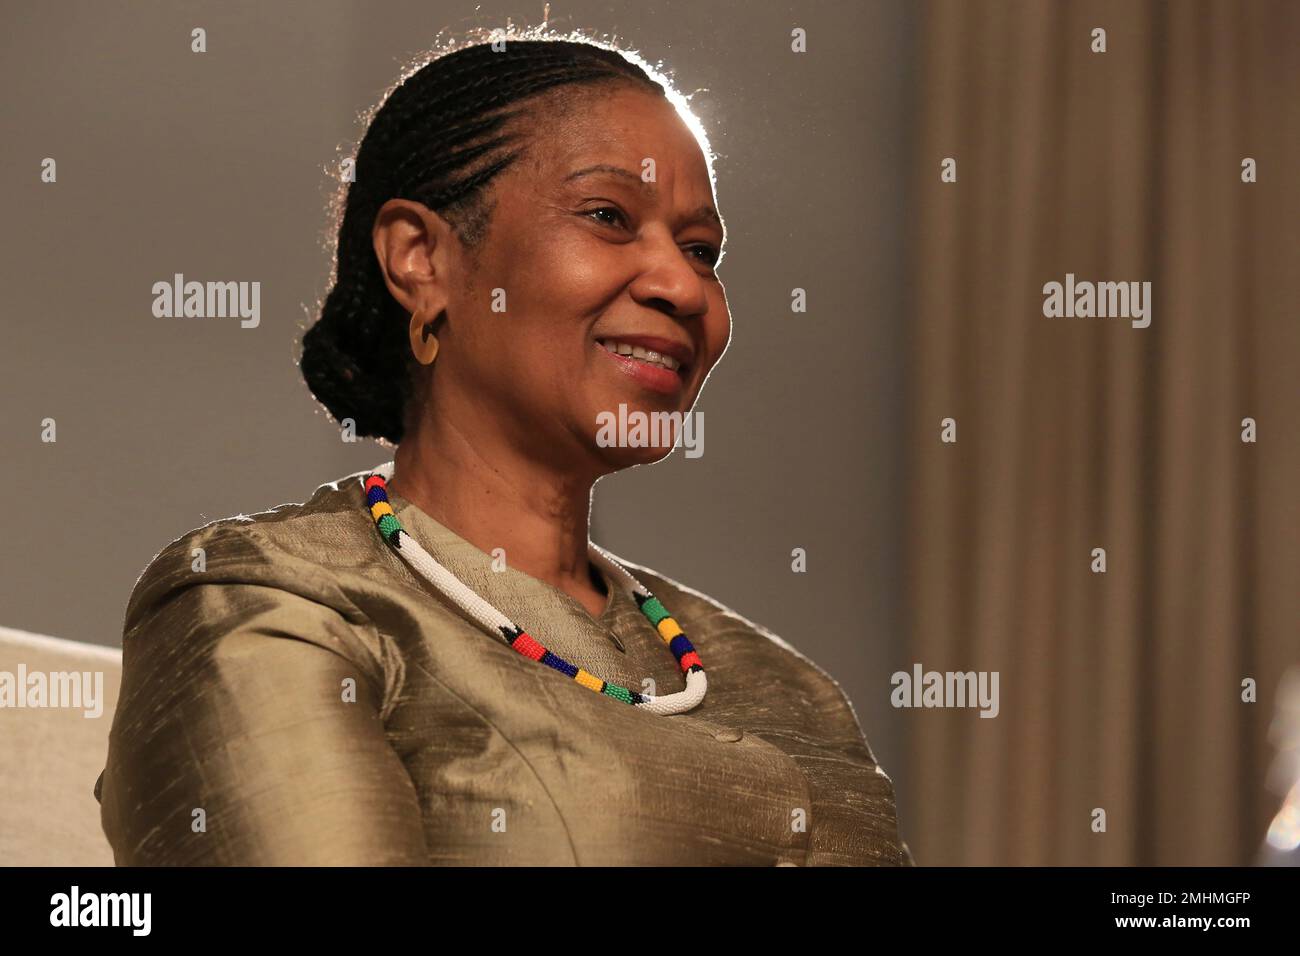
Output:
[{"xmin": 905, "ymin": 0, "xmax": 1298, "ymax": 865}]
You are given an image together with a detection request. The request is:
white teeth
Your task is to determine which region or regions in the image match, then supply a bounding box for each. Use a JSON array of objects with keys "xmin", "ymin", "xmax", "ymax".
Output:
[{"xmin": 598, "ymin": 339, "xmax": 682, "ymax": 371}]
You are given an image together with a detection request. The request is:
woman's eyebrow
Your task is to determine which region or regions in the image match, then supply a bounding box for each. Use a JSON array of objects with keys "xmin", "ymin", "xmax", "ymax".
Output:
[
  {"xmin": 563, "ymin": 163, "xmax": 645, "ymax": 187},
  {"xmin": 564, "ymin": 164, "xmax": 723, "ymax": 231}
]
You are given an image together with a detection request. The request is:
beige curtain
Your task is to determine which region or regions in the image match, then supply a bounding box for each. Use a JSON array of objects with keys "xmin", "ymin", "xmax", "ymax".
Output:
[{"xmin": 905, "ymin": 0, "xmax": 1298, "ymax": 865}]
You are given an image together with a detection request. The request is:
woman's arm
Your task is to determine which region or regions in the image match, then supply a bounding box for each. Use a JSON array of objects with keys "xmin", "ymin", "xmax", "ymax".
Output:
[{"xmin": 99, "ymin": 580, "xmax": 427, "ymax": 865}]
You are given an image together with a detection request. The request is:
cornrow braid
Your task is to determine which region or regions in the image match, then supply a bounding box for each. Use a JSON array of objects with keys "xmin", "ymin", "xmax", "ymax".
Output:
[{"xmin": 300, "ymin": 35, "xmax": 667, "ymax": 445}]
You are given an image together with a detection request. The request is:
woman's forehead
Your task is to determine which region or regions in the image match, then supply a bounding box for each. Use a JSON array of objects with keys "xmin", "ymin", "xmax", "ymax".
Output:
[{"xmin": 527, "ymin": 87, "xmax": 713, "ymax": 180}]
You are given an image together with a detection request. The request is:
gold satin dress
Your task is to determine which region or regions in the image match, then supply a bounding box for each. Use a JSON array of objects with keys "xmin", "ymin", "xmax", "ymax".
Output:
[{"xmin": 96, "ymin": 467, "xmax": 914, "ymax": 866}]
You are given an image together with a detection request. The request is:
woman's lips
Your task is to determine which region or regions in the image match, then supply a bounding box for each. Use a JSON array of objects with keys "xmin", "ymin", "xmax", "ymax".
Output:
[{"xmin": 593, "ymin": 340, "xmax": 686, "ymax": 395}]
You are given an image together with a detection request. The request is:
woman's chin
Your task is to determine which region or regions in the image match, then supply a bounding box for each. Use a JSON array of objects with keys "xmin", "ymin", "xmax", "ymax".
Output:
[
  {"xmin": 587, "ymin": 394, "xmax": 693, "ymax": 464},
  {"xmin": 592, "ymin": 439, "xmax": 679, "ymax": 469}
]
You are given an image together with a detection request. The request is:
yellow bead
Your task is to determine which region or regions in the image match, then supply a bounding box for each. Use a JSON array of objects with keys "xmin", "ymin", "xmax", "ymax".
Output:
[
  {"xmin": 657, "ymin": 617, "xmax": 683, "ymax": 641},
  {"xmin": 370, "ymin": 501, "xmax": 394, "ymax": 520},
  {"xmin": 574, "ymin": 669, "xmax": 604, "ymax": 692}
]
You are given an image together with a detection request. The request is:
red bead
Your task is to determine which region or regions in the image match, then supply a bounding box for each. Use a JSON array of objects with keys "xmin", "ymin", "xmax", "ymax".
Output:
[{"xmin": 512, "ymin": 632, "xmax": 546, "ymax": 661}]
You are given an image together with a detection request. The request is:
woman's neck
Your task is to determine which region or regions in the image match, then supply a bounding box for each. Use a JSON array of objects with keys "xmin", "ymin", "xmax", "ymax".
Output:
[{"xmin": 388, "ymin": 409, "xmax": 605, "ymax": 609}]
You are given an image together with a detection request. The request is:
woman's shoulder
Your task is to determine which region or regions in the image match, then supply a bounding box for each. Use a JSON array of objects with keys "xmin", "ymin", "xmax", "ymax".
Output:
[
  {"xmin": 100, "ymin": 467, "xmax": 420, "ymax": 863},
  {"xmin": 116, "ymin": 468, "xmax": 399, "ymax": 704},
  {"xmin": 115, "ymin": 467, "xmax": 402, "ymax": 720},
  {"xmin": 123, "ymin": 467, "xmax": 380, "ymax": 636}
]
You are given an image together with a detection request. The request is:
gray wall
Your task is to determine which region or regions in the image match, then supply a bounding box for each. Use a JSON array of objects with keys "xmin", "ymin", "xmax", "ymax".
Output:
[{"xmin": 0, "ymin": 0, "xmax": 916, "ymax": 841}]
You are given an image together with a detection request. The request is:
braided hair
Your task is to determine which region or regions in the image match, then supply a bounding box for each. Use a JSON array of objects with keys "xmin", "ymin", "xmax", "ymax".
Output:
[{"xmin": 299, "ymin": 33, "xmax": 670, "ymax": 445}]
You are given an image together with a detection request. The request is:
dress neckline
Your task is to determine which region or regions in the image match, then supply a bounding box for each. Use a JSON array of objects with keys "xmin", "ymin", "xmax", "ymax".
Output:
[{"xmin": 383, "ymin": 487, "xmax": 620, "ymax": 629}]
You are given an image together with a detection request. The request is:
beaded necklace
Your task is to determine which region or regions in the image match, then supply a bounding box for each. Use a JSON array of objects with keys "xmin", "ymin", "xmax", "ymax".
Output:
[{"xmin": 361, "ymin": 463, "xmax": 707, "ymax": 716}]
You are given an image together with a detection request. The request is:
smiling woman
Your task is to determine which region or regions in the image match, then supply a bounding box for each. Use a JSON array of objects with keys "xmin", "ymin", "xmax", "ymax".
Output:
[{"xmin": 95, "ymin": 28, "xmax": 914, "ymax": 866}]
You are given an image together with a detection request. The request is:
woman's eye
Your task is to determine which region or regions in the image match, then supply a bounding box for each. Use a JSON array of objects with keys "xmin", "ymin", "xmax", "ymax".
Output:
[
  {"xmin": 585, "ymin": 206, "xmax": 628, "ymax": 229},
  {"xmin": 584, "ymin": 207, "xmax": 720, "ymax": 271},
  {"xmin": 687, "ymin": 244, "xmax": 721, "ymax": 268}
]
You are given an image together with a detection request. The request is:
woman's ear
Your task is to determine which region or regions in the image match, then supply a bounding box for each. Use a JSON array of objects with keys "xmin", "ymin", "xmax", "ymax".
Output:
[{"xmin": 371, "ymin": 199, "xmax": 455, "ymax": 318}]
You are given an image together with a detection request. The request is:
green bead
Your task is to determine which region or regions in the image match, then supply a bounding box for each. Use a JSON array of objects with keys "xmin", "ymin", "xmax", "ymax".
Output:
[
  {"xmin": 640, "ymin": 596, "xmax": 669, "ymax": 626},
  {"xmin": 604, "ymin": 684, "xmax": 633, "ymax": 704}
]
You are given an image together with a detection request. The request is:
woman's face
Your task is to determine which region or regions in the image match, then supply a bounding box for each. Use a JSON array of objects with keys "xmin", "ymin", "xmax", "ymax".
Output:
[{"xmin": 430, "ymin": 84, "xmax": 730, "ymax": 473}]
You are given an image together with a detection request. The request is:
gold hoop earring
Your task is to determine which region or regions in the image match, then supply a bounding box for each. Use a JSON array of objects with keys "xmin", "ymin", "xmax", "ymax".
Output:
[{"xmin": 409, "ymin": 306, "xmax": 440, "ymax": 365}]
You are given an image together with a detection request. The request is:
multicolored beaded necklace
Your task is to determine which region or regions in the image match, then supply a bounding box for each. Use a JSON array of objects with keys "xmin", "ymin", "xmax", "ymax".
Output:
[{"xmin": 361, "ymin": 462, "xmax": 707, "ymax": 716}]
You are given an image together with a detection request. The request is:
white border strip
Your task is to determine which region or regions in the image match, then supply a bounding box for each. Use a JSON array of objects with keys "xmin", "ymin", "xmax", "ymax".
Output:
[{"xmin": 0, "ymin": 625, "xmax": 122, "ymax": 662}]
